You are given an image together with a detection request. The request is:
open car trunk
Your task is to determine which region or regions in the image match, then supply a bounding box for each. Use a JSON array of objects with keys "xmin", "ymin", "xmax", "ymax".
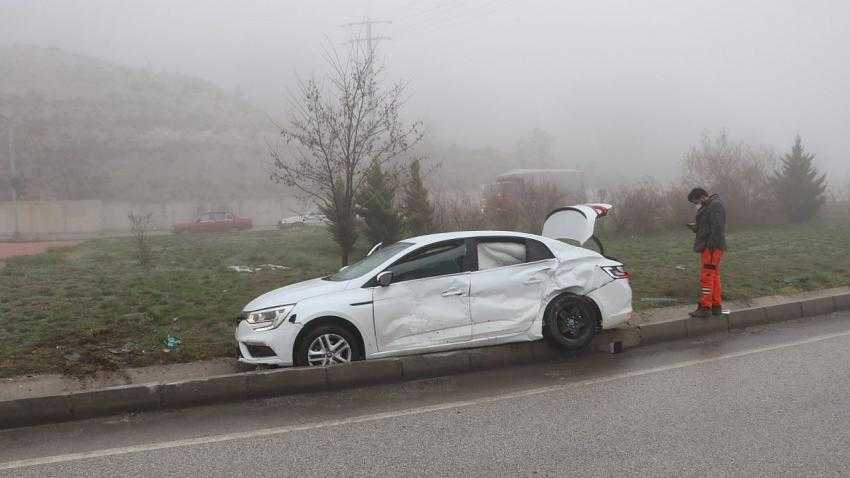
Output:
[{"xmin": 542, "ymin": 203, "xmax": 613, "ymax": 255}]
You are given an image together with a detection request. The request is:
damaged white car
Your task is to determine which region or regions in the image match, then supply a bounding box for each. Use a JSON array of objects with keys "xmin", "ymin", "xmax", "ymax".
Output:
[{"xmin": 236, "ymin": 204, "xmax": 632, "ymax": 367}]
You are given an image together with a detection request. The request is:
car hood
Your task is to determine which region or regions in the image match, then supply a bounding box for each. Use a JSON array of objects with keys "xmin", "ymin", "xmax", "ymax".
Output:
[{"xmin": 242, "ymin": 277, "xmax": 349, "ymax": 312}]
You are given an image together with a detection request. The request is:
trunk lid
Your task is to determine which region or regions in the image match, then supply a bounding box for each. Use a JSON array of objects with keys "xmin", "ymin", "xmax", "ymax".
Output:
[{"xmin": 541, "ymin": 203, "xmax": 612, "ymax": 245}]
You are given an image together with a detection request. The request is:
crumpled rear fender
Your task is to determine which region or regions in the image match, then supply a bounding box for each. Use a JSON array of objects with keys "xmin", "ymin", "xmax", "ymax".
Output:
[{"xmin": 532, "ymin": 256, "xmax": 625, "ymax": 335}]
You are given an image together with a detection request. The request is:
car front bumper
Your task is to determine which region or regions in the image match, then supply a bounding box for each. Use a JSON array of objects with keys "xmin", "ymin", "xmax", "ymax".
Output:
[{"xmin": 235, "ymin": 320, "xmax": 302, "ymax": 366}]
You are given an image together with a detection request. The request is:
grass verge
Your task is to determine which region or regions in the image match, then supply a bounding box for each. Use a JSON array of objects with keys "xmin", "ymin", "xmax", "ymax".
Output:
[{"xmin": 1, "ymin": 222, "xmax": 848, "ymax": 378}]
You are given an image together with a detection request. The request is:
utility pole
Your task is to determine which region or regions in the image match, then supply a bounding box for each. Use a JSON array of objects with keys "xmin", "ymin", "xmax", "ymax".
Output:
[
  {"xmin": 341, "ymin": 18, "xmax": 392, "ymax": 51},
  {"xmin": 0, "ymin": 113, "xmax": 19, "ymax": 241}
]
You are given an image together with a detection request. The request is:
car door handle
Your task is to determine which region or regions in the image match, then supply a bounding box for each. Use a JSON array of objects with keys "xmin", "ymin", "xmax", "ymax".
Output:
[
  {"xmin": 441, "ymin": 289, "xmax": 465, "ymax": 297},
  {"xmin": 523, "ymin": 277, "xmax": 544, "ymax": 285}
]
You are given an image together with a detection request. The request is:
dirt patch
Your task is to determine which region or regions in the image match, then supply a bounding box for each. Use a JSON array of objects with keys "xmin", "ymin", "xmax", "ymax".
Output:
[{"xmin": 0, "ymin": 241, "xmax": 79, "ymax": 260}]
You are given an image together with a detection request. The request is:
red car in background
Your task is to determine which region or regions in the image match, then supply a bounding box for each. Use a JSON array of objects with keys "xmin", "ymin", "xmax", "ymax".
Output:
[{"xmin": 172, "ymin": 212, "xmax": 253, "ymax": 233}]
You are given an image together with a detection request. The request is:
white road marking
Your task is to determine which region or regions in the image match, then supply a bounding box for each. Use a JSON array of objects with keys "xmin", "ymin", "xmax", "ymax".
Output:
[{"xmin": 3, "ymin": 328, "xmax": 850, "ymax": 471}]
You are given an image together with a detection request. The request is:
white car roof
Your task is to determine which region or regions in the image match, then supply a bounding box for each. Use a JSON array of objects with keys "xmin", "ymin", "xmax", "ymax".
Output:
[
  {"xmin": 400, "ymin": 230, "xmax": 583, "ymax": 259},
  {"xmin": 404, "ymin": 230, "xmax": 539, "ymax": 244}
]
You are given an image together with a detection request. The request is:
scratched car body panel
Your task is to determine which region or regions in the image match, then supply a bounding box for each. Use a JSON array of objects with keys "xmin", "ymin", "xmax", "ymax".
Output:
[{"xmin": 236, "ymin": 204, "xmax": 633, "ymax": 367}]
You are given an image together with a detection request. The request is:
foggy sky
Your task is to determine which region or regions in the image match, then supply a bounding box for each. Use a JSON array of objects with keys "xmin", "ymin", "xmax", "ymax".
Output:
[{"xmin": 2, "ymin": 0, "xmax": 849, "ymax": 182}]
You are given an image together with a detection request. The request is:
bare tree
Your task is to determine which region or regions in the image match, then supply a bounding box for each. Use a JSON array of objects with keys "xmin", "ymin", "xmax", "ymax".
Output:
[{"xmin": 271, "ymin": 42, "xmax": 422, "ymax": 265}]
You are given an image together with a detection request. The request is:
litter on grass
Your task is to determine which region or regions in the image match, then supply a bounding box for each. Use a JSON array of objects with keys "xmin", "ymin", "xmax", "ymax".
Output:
[{"xmin": 164, "ymin": 335, "xmax": 182, "ymax": 350}]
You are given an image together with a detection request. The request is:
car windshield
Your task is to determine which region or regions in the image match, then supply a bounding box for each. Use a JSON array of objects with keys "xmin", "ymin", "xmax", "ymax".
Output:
[{"xmin": 325, "ymin": 241, "xmax": 414, "ymax": 281}]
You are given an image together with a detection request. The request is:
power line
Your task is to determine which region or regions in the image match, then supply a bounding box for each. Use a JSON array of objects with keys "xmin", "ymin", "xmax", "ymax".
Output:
[
  {"xmin": 396, "ymin": 0, "xmax": 509, "ymax": 38},
  {"xmin": 341, "ymin": 18, "xmax": 392, "ymax": 50}
]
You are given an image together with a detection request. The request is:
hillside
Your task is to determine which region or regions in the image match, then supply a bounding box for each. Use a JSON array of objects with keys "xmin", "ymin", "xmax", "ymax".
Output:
[{"xmin": 0, "ymin": 45, "xmax": 281, "ymax": 202}]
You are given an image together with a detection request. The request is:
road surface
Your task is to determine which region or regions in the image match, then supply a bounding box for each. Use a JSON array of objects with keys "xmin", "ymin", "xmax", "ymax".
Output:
[{"xmin": 2, "ymin": 311, "xmax": 850, "ymax": 477}]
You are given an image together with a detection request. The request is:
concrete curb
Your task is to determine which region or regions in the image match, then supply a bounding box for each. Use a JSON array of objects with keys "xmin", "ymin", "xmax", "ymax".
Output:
[{"xmin": 2, "ymin": 291, "xmax": 849, "ymax": 430}]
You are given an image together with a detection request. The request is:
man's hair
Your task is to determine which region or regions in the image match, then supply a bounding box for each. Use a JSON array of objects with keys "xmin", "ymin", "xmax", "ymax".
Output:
[{"xmin": 687, "ymin": 187, "xmax": 708, "ymax": 203}]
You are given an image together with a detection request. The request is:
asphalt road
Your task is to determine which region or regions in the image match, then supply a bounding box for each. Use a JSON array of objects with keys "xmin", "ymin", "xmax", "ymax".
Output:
[{"xmin": 3, "ymin": 311, "xmax": 850, "ymax": 477}]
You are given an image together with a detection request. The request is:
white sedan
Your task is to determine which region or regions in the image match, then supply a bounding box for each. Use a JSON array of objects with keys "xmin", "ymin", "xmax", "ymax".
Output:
[{"xmin": 236, "ymin": 204, "xmax": 632, "ymax": 367}]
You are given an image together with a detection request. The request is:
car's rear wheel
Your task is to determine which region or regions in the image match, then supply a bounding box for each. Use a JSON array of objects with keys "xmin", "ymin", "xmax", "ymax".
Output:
[
  {"xmin": 544, "ymin": 294, "xmax": 599, "ymax": 351},
  {"xmin": 295, "ymin": 325, "xmax": 362, "ymax": 367}
]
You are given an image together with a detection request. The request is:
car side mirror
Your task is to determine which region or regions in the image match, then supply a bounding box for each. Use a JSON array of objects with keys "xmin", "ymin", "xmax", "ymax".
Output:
[{"xmin": 377, "ymin": 271, "xmax": 393, "ymax": 287}]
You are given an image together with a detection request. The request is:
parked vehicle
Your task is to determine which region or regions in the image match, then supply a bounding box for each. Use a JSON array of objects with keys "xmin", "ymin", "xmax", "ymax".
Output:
[
  {"xmin": 235, "ymin": 204, "xmax": 631, "ymax": 367},
  {"xmin": 277, "ymin": 211, "xmax": 327, "ymax": 229},
  {"xmin": 172, "ymin": 212, "xmax": 252, "ymax": 234}
]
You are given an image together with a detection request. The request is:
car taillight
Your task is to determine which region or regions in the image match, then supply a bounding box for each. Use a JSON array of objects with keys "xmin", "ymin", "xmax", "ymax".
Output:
[
  {"xmin": 591, "ymin": 204, "xmax": 614, "ymax": 218},
  {"xmin": 602, "ymin": 265, "xmax": 630, "ymax": 279}
]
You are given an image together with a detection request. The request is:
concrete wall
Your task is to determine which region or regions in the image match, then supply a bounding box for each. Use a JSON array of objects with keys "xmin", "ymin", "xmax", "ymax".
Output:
[{"xmin": 0, "ymin": 197, "xmax": 301, "ymax": 240}]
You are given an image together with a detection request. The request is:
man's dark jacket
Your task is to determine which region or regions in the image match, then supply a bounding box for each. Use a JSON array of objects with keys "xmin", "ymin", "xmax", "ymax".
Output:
[{"xmin": 693, "ymin": 194, "xmax": 727, "ymax": 252}]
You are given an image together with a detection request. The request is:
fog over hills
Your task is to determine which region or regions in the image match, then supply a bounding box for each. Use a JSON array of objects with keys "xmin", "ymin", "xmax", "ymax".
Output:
[
  {"xmin": 2, "ymin": 0, "xmax": 849, "ymax": 196},
  {"xmin": 0, "ymin": 44, "xmax": 276, "ymax": 202}
]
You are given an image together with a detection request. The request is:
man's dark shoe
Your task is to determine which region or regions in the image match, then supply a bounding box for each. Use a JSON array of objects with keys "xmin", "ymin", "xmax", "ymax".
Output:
[
  {"xmin": 712, "ymin": 306, "xmax": 723, "ymax": 316},
  {"xmin": 689, "ymin": 307, "xmax": 712, "ymax": 318}
]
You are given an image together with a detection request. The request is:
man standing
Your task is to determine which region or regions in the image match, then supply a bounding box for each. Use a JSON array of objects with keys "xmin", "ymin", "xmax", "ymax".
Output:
[{"xmin": 687, "ymin": 188, "xmax": 727, "ymax": 318}]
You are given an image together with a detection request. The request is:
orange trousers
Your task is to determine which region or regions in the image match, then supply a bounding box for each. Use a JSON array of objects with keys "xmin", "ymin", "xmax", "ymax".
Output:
[{"xmin": 700, "ymin": 249, "xmax": 724, "ymax": 308}]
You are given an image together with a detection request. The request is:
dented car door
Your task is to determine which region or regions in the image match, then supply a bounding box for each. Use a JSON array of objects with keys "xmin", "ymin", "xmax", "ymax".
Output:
[
  {"xmin": 372, "ymin": 240, "xmax": 472, "ymax": 352},
  {"xmin": 469, "ymin": 238, "xmax": 556, "ymax": 339}
]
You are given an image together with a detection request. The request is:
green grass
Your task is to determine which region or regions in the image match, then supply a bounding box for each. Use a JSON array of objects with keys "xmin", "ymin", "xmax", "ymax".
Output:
[
  {"xmin": 1, "ymin": 222, "xmax": 849, "ymax": 378},
  {"xmin": 602, "ymin": 222, "xmax": 850, "ymax": 309},
  {"xmin": 0, "ymin": 227, "xmax": 353, "ymax": 378}
]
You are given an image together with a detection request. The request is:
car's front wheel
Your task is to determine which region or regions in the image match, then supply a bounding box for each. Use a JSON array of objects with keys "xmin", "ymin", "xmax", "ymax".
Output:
[
  {"xmin": 295, "ymin": 325, "xmax": 362, "ymax": 367},
  {"xmin": 544, "ymin": 294, "xmax": 599, "ymax": 351}
]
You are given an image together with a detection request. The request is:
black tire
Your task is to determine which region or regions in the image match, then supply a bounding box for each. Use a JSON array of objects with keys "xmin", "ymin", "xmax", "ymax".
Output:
[
  {"xmin": 544, "ymin": 294, "xmax": 599, "ymax": 351},
  {"xmin": 294, "ymin": 324, "xmax": 362, "ymax": 367}
]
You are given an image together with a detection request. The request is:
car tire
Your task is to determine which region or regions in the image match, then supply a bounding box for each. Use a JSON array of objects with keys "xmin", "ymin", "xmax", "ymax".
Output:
[
  {"xmin": 294, "ymin": 324, "xmax": 362, "ymax": 367},
  {"xmin": 544, "ymin": 294, "xmax": 599, "ymax": 351}
]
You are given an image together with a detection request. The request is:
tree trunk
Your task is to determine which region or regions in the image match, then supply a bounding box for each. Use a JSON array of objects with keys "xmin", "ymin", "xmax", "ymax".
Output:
[{"xmin": 340, "ymin": 247, "xmax": 350, "ymax": 267}]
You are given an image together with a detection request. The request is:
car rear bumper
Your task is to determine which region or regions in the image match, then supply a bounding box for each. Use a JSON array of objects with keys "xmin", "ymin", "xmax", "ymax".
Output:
[
  {"xmin": 587, "ymin": 279, "xmax": 633, "ymax": 329},
  {"xmin": 235, "ymin": 320, "xmax": 301, "ymax": 366}
]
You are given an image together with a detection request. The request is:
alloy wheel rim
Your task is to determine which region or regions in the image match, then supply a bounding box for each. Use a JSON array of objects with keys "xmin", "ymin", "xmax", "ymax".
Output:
[
  {"xmin": 307, "ymin": 333, "xmax": 352, "ymax": 366},
  {"xmin": 556, "ymin": 304, "xmax": 589, "ymax": 339}
]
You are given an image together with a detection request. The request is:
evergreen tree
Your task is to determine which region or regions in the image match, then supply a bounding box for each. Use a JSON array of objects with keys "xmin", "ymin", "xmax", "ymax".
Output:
[
  {"xmin": 771, "ymin": 135, "xmax": 827, "ymax": 222},
  {"xmin": 402, "ymin": 159, "xmax": 434, "ymax": 235},
  {"xmin": 355, "ymin": 160, "xmax": 403, "ymax": 246}
]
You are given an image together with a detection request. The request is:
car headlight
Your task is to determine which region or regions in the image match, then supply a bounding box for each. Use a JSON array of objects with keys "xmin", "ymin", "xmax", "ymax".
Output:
[{"xmin": 244, "ymin": 304, "xmax": 295, "ymax": 331}]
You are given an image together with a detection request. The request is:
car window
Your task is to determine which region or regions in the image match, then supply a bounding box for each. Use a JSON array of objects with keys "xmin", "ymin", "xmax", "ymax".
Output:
[
  {"xmin": 198, "ymin": 213, "xmax": 211, "ymax": 221},
  {"xmin": 477, "ymin": 240, "xmax": 526, "ymax": 270},
  {"xmin": 526, "ymin": 239, "xmax": 555, "ymax": 261},
  {"xmin": 388, "ymin": 240, "xmax": 467, "ymax": 282},
  {"xmin": 212, "ymin": 212, "xmax": 226, "ymax": 221},
  {"xmin": 475, "ymin": 238, "xmax": 555, "ymax": 271},
  {"xmin": 326, "ymin": 241, "xmax": 414, "ymax": 281}
]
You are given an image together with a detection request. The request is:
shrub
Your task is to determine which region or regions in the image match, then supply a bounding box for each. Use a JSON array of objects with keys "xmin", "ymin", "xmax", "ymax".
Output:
[
  {"xmin": 127, "ymin": 212, "xmax": 154, "ymax": 266},
  {"xmin": 683, "ymin": 131, "xmax": 777, "ymax": 225},
  {"xmin": 480, "ymin": 180, "xmax": 570, "ymax": 234},
  {"xmin": 607, "ymin": 180, "xmax": 671, "ymax": 235},
  {"xmin": 432, "ymin": 190, "xmax": 489, "ymax": 232}
]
